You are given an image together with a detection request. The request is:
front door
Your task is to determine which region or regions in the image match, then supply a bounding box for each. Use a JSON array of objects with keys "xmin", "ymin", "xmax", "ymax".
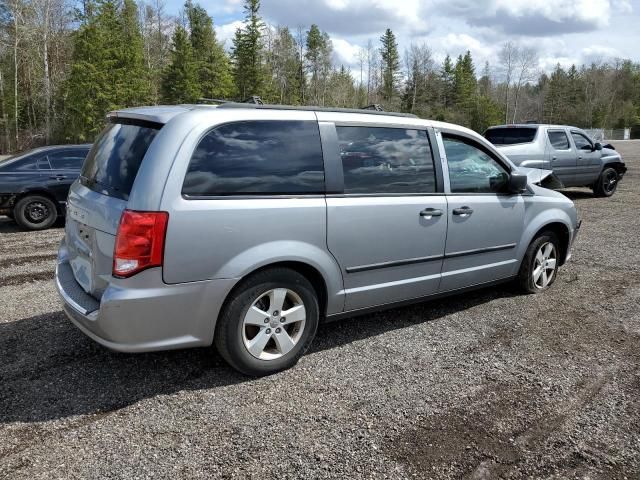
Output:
[
  {"xmin": 325, "ymin": 125, "xmax": 447, "ymax": 311},
  {"xmin": 439, "ymin": 133, "xmax": 525, "ymax": 292},
  {"xmin": 571, "ymin": 131, "xmax": 601, "ymax": 186},
  {"xmin": 546, "ymin": 128, "xmax": 576, "ymax": 186}
]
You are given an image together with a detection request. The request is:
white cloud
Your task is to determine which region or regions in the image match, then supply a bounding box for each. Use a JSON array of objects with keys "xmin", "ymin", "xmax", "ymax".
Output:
[
  {"xmin": 215, "ymin": 20, "xmax": 244, "ymax": 47},
  {"xmin": 331, "ymin": 37, "xmax": 363, "ymax": 68}
]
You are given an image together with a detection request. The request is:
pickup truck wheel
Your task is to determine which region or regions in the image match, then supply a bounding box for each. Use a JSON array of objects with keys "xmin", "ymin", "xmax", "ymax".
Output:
[
  {"xmin": 517, "ymin": 232, "xmax": 560, "ymax": 294},
  {"xmin": 593, "ymin": 167, "xmax": 618, "ymax": 197},
  {"xmin": 215, "ymin": 268, "xmax": 319, "ymax": 376},
  {"xmin": 14, "ymin": 195, "xmax": 58, "ymax": 230}
]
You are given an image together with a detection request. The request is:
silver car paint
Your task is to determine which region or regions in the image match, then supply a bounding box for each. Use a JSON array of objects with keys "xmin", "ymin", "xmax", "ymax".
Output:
[
  {"xmin": 56, "ymin": 106, "xmax": 579, "ymax": 352},
  {"xmin": 488, "ymin": 124, "xmax": 625, "ymax": 187}
]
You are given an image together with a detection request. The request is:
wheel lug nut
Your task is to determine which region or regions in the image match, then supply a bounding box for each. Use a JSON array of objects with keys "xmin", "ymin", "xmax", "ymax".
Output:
[
  {"xmin": 273, "ymin": 310, "xmax": 279, "ymax": 316},
  {"xmin": 280, "ymin": 317, "xmax": 286, "ymax": 323},
  {"xmin": 276, "ymin": 328, "xmax": 281, "ymax": 333},
  {"xmin": 266, "ymin": 328, "xmax": 271, "ymax": 334},
  {"xmin": 264, "ymin": 318, "xmax": 269, "ymax": 323}
]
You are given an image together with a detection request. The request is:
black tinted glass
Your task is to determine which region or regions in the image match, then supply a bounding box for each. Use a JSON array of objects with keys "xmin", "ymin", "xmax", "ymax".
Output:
[
  {"xmin": 48, "ymin": 149, "xmax": 88, "ymax": 170},
  {"xmin": 9, "ymin": 156, "xmax": 39, "ymax": 171},
  {"xmin": 183, "ymin": 121, "xmax": 324, "ymax": 196},
  {"xmin": 81, "ymin": 123, "xmax": 159, "ymax": 200},
  {"xmin": 484, "ymin": 127, "xmax": 537, "ymax": 145},
  {"xmin": 571, "ymin": 132, "xmax": 592, "ymax": 150},
  {"xmin": 548, "ymin": 130, "xmax": 570, "ymax": 150},
  {"xmin": 336, "ymin": 126, "xmax": 436, "ymax": 194},
  {"xmin": 443, "ymin": 136, "xmax": 509, "ymax": 193}
]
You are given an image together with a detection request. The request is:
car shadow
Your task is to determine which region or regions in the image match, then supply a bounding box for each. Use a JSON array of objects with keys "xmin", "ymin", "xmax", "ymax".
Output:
[
  {"xmin": 558, "ymin": 189, "xmax": 594, "ymax": 200},
  {"xmin": 0, "ymin": 284, "xmax": 517, "ymax": 424}
]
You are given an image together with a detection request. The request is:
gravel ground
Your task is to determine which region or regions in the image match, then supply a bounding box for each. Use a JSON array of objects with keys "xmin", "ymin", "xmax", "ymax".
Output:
[{"xmin": 1, "ymin": 142, "xmax": 639, "ymax": 479}]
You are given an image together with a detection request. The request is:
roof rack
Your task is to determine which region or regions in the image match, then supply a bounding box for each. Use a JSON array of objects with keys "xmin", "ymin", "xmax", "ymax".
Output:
[
  {"xmin": 198, "ymin": 98, "xmax": 230, "ymax": 104},
  {"xmin": 216, "ymin": 102, "xmax": 417, "ymax": 119}
]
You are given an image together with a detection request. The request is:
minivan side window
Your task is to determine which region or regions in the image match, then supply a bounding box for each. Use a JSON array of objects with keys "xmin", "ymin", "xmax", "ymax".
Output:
[
  {"xmin": 548, "ymin": 130, "xmax": 570, "ymax": 150},
  {"xmin": 571, "ymin": 132, "xmax": 593, "ymax": 151},
  {"xmin": 443, "ymin": 135, "xmax": 509, "ymax": 194},
  {"xmin": 336, "ymin": 126, "xmax": 436, "ymax": 194},
  {"xmin": 183, "ymin": 120, "xmax": 325, "ymax": 196}
]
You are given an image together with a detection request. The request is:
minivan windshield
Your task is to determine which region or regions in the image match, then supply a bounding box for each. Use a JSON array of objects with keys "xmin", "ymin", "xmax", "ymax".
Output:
[
  {"xmin": 80, "ymin": 121, "xmax": 160, "ymax": 200},
  {"xmin": 484, "ymin": 127, "xmax": 538, "ymax": 145}
]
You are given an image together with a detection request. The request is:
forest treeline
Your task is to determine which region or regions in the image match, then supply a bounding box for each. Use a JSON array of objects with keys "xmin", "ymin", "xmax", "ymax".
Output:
[{"xmin": 1, "ymin": 0, "xmax": 639, "ymax": 153}]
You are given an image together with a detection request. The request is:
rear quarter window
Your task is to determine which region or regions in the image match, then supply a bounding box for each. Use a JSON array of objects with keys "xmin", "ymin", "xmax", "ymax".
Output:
[
  {"xmin": 182, "ymin": 120, "xmax": 325, "ymax": 196},
  {"xmin": 484, "ymin": 127, "xmax": 538, "ymax": 145}
]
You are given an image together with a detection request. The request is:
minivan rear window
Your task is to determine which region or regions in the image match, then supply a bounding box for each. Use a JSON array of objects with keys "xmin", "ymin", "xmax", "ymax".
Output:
[
  {"xmin": 80, "ymin": 121, "xmax": 160, "ymax": 200},
  {"xmin": 484, "ymin": 127, "xmax": 537, "ymax": 145}
]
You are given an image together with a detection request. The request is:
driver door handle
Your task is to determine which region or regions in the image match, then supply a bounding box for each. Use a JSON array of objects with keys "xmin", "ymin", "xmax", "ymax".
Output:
[
  {"xmin": 419, "ymin": 208, "xmax": 443, "ymax": 218},
  {"xmin": 453, "ymin": 206, "xmax": 474, "ymax": 216},
  {"xmin": 49, "ymin": 174, "xmax": 68, "ymax": 180}
]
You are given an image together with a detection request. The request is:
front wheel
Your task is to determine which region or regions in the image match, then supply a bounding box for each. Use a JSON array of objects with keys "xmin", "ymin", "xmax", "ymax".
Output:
[
  {"xmin": 13, "ymin": 195, "xmax": 58, "ymax": 230},
  {"xmin": 517, "ymin": 232, "xmax": 560, "ymax": 294},
  {"xmin": 593, "ymin": 167, "xmax": 619, "ymax": 197},
  {"xmin": 215, "ymin": 268, "xmax": 319, "ymax": 376}
]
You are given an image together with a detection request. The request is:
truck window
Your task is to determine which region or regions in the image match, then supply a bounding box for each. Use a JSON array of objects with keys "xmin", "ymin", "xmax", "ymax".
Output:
[
  {"xmin": 484, "ymin": 127, "xmax": 537, "ymax": 145},
  {"xmin": 548, "ymin": 130, "xmax": 570, "ymax": 150}
]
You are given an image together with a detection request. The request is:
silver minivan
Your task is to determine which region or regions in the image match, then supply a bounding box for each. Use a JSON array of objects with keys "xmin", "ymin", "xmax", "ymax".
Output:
[{"xmin": 56, "ymin": 104, "xmax": 580, "ymax": 375}]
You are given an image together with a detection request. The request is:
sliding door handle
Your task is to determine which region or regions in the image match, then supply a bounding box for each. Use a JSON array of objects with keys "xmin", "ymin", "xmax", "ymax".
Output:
[
  {"xmin": 452, "ymin": 206, "xmax": 474, "ymax": 216},
  {"xmin": 419, "ymin": 208, "xmax": 443, "ymax": 219}
]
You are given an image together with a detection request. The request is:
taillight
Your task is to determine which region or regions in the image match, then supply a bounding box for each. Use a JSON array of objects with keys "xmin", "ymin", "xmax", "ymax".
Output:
[{"xmin": 113, "ymin": 210, "xmax": 169, "ymax": 278}]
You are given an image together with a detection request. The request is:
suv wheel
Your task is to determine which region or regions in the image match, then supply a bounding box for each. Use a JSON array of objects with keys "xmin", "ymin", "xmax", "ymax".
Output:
[
  {"xmin": 593, "ymin": 167, "xmax": 618, "ymax": 197},
  {"xmin": 517, "ymin": 232, "xmax": 560, "ymax": 294},
  {"xmin": 215, "ymin": 268, "xmax": 319, "ymax": 376},
  {"xmin": 14, "ymin": 195, "xmax": 58, "ymax": 230}
]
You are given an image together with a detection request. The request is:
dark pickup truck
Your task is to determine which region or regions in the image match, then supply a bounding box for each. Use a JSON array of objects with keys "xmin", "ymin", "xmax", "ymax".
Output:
[{"xmin": 0, "ymin": 144, "xmax": 91, "ymax": 230}]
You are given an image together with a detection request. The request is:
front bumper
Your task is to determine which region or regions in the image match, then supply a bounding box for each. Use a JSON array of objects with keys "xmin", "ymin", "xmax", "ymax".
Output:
[
  {"xmin": 56, "ymin": 240, "xmax": 237, "ymax": 352},
  {"xmin": 565, "ymin": 219, "xmax": 581, "ymax": 263}
]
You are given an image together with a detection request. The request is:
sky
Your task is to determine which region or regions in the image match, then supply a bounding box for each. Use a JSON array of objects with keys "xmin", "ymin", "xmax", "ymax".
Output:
[{"xmin": 165, "ymin": 0, "xmax": 640, "ymax": 76}]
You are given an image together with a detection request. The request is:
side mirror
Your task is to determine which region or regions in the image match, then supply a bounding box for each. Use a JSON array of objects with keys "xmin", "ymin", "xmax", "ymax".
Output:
[
  {"xmin": 508, "ymin": 173, "xmax": 528, "ymax": 193},
  {"xmin": 594, "ymin": 142, "xmax": 603, "ymax": 151}
]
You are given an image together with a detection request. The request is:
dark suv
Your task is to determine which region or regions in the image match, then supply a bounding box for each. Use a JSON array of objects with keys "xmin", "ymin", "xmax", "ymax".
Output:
[{"xmin": 0, "ymin": 144, "xmax": 91, "ymax": 230}]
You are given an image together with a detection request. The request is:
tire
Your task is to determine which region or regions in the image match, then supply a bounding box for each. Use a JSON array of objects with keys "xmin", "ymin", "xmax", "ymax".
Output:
[
  {"xmin": 517, "ymin": 231, "xmax": 560, "ymax": 294},
  {"xmin": 593, "ymin": 167, "xmax": 619, "ymax": 197},
  {"xmin": 13, "ymin": 195, "xmax": 58, "ymax": 230},
  {"xmin": 215, "ymin": 268, "xmax": 319, "ymax": 376}
]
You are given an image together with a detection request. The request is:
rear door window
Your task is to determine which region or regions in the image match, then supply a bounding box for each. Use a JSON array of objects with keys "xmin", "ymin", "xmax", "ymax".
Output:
[
  {"xmin": 48, "ymin": 149, "xmax": 88, "ymax": 170},
  {"xmin": 548, "ymin": 130, "xmax": 570, "ymax": 150},
  {"xmin": 81, "ymin": 122, "xmax": 160, "ymax": 200},
  {"xmin": 182, "ymin": 120, "xmax": 325, "ymax": 196},
  {"xmin": 336, "ymin": 126, "xmax": 436, "ymax": 194},
  {"xmin": 484, "ymin": 127, "xmax": 537, "ymax": 145}
]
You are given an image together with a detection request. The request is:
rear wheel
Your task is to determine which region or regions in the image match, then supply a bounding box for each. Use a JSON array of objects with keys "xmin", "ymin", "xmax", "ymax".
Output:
[
  {"xmin": 14, "ymin": 195, "xmax": 58, "ymax": 230},
  {"xmin": 593, "ymin": 167, "xmax": 618, "ymax": 197},
  {"xmin": 215, "ymin": 268, "xmax": 319, "ymax": 376},
  {"xmin": 517, "ymin": 232, "xmax": 560, "ymax": 294}
]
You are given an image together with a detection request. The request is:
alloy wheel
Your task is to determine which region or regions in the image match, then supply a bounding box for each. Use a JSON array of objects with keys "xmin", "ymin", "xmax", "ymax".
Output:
[
  {"xmin": 532, "ymin": 242, "xmax": 557, "ymax": 289},
  {"xmin": 242, "ymin": 288, "xmax": 307, "ymax": 360}
]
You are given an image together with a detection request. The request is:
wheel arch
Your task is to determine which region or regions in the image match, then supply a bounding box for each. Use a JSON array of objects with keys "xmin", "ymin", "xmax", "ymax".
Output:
[
  {"xmin": 14, "ymin": 188, "xmax": 62, "ymax": 214},
  {"xmin": 528, "ymin": 221, "xmax": 571, "ymax": 266}
]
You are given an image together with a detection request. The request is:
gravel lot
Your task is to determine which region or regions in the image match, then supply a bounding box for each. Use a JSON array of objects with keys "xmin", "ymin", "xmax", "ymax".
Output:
[{"xmin": 1, "ymin": 142, "xmax": 639, "ymax": 479}]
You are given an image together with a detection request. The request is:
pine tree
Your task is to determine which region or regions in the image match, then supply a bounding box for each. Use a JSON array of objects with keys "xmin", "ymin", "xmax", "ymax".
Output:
[
  {"xmin": 232, "ymin": 0, "xmax": 265, "ymax": 100},
  {"xmin": 305, "ymin": 24, "xmax": 332, "ymax": 105},
  {"xmin": 440, "ymin": 54, "xmax": 455, "ymax": 109},
  {"xmin": 62, "ymin": 0, "xmax": 149, "ymax": 141},
  {"xmin": 161, "ymin": 25, "xmax": 200, "ymax": 103},
  {"xmin": 185, "ymin": 0, "xmax": 232, "ymax": 99},
  {"xmin": 379, "ymin": 28, "xmax": 400, "ymax": 102}
]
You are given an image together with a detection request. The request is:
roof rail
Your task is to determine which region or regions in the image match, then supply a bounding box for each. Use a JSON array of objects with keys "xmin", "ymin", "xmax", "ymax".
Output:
[
  {"xmin": 216, "ymin": 102, "xmax": 417, "ymax": 119},
  {"xmin": 198, "ymin": 98, "xmax": 231, "ymax": 104},
  {"xmin": 362, "ymin": 104, "xmax": 384, "ymax": 112},
  {"xmin": 242, "ymin": 96, "xmax": 264, "ymax": 105}
]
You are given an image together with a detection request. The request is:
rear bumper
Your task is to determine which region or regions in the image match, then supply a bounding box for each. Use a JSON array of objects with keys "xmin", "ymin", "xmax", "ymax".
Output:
[{"xmin": 56, "ymin": 240, "xmax": 237, "ymax": 352}]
